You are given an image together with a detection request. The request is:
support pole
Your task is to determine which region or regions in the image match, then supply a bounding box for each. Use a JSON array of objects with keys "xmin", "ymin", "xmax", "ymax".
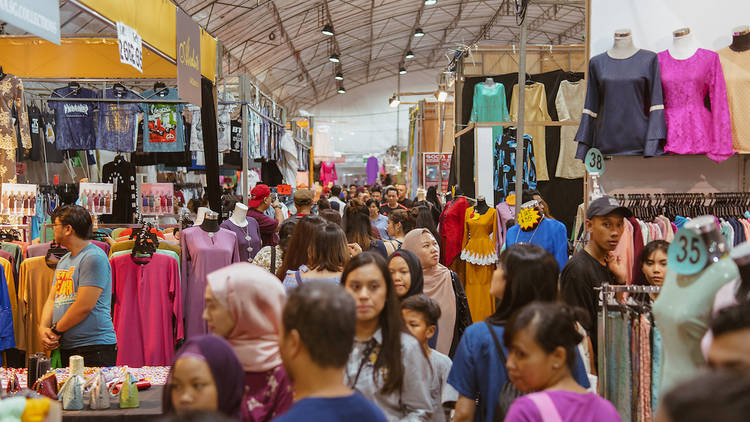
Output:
[
  {"xmin": 240, "ymin": 74, "xmax": 250, "ymax": 204},
  {"xmin": 514, "ymin": 19, "xmax": 528, "ymax": 216}
]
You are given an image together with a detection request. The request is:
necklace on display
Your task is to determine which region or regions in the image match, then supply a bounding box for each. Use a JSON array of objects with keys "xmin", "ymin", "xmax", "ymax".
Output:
[{"xmin": 244, "ymin": 223, "xmax": 253, "ymax": 260}]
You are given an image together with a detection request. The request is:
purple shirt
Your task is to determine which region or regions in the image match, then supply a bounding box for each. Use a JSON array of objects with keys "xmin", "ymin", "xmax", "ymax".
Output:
[
  {"xmin": 247, "ymin": 208, "xmax": 279, "ymax": 247},
  {"xmin": 111, "ymin": 253, "xmax": 182, "ymax": 366},
  {"xmin": 505, "ymin": 391, "xmax": 621, "ymax": 422},
  {"xmin": 657, "ymin": 49, "xmax": 733, "ymax": 162},
  {"xmin": 366, "ymin": 156, "xmax": 379, "ymax": 185},
  {"xmin": 220, "ymin": 217, "xmax": 262, "ymax": 262},
  {"xmin": 49, "ymin": 87, "xmax": 97, "ymax": 150},
  {"xmin": 180, "ymin": 227, "xmax": 240, "ymax": 338}
]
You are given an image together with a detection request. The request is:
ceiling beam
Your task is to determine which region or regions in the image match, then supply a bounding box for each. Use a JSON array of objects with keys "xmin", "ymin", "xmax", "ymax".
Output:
[
  {"xmin": 366, "ymin": 0, "xmax": 374, "ymax": 82},
  {"xmin": 429, "ymin": 0, "xmax": 467, "ymax": 67},
  {"xmin": 269, "ymin": 0, "xmax": 319, "ymax": 103}
]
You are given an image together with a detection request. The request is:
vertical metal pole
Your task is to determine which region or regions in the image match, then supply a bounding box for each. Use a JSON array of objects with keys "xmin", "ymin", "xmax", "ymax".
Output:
[
  {"xmin": 437, "ymin": 101, "xmax": 446, "ymax": 192},
  {"xmin": 514, "ymin": 20, "xmax": 528, "ymax": 216},
  {"xmin": 240, "ymin": 74, "xmax": 250, "ymax": 204},
  {"xmin": 309, "ymin": 116, "xmax": 315, "ymax": 188}
]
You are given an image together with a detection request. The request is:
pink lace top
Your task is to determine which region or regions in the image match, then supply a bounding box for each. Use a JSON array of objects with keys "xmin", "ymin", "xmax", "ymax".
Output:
[{"xmin": 657, "ymin": 49, "xmax": 734, "ymax": 162}]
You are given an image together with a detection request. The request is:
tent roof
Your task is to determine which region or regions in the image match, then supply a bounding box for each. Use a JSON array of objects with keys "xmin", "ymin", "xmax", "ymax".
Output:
[{"xmin": 36, "ymin": 0, "xmax": 586, "ymax": 112}]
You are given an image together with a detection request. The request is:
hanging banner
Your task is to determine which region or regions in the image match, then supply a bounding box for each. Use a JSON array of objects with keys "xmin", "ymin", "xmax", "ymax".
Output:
[
  {"xmin": 116, "ymin": 21, "xmax": 143, "ymax": 72},
  {"xmin": 141, "ymin": 183, "xmax": 174, "ymax": 215},
  {"xmin": 1, "ymin": 184, "xmax": 38, "ymax": 216},
  {"xmin": 0, "ymin": 0, "xmax": 60, "ymax": 45},
  {"xmin": 176, "ymin": 9, "xmax": 201, "ymax": 107},
  {"xmin": 79, "ymin": 183, "xmax": 114, "ymax": 216},
  {"xmin": 423, "ymin": 153, "xmax": 452, "ymax": 193}
]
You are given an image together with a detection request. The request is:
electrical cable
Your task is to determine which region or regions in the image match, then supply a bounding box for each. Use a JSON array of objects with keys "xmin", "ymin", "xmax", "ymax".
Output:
[{"xmin": 515, "ymin": 0, "xmax": 528, "ymax": 25}]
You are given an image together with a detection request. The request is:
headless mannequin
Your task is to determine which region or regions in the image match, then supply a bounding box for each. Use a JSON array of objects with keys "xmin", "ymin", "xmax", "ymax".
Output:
[
  {"xmin": 194, "ymin": 207, "xmax": 210, "ymax": 226},
  {"xmin": 475, "ymin": 196, "xmax": 489, "ymax": 215},
  {"xmin": 229, "ymin": 203, "xmax": 249, "ymax": 227},
  {"xmin": 200, "ymin": 211, "xmax": 220, "ymax": 233},
  {"xmin": 669, "ymin": 27, "xmax": 699, "ymax": 60},
  {"xmin": 729, "ymin": 25, "xmax": 750, "ymax": 52},
  {"xmin": 608, "ymin": 28, "xmax": 639, "ymax": 59},
  {"xmin": 483, "ymin": 77, "xmax": 496, "ymax": 88}
]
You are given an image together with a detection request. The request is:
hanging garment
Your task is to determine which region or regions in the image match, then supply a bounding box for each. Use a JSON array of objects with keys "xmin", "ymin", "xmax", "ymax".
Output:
[
  {"xmin": 469, "ymin": 81, "xmax": 510, "ymax": 143},
  {"xmin": 220, "ymin": 217, "xmax": 262, "ymax": 262},
  {"xmin": 223, "ymin": 120, "xmax": 243, "ymax": 168},
  {"xmin": 180, "ymin": 227, "xmax": 240, "ymax": 338},
  {"xmin": 505, "ymin": 217, "xmax": 568, "ymax": 272},
  {"xmin": 575, "ymin": 50, "xmax": 667, "ymax": 158},
  {"xmin": 140, "ymin": 87, "xmax": 186, "ymax": 153},
  {"xmin": 718, "ymin": 47, "xmax": 750, "ymax": 153},
  {"xmin": 216, "ymin": 91, "xmax": 237, "ymax": 153},
  {"xmin": 657, "ymin": 49, "xmax": 733, "ymax": 161},
  {"xmin": 111, "ymin": 253, "xmax": 183, "ymax": 366},
  {"xmin": 49, "ymin": 86, "xmax": 97, "ymax": 150},
  {"xmin": 652, "ymin": 256, "xmax": 738, "ymax": 396},
  {"xmin": 366, "ymin": 156, "xmax": 379, "ymax": 185},
  {"xmin": 28, "ymin": 106, "xmax": 64, "ymax": 163},
  {"xmin": 460, "ymin": 207, "xmax": 498, "ymax": 322},
  {"xmin": 16, "ymin": 256, "xmax": 54, "ymax": 356},
  {"xmin": 279, "ymin": 131, "xmax": 299, "ymax": 185},
  {"xmin": 0, "ymin": 267, "xmax": 13, "ymax": 352},
  {"xmin": 495, "ymin": 201, "xmax": 515, "ymax": 256},
  {"xmin": 96, "ymin": 88, "xmax": 141, "ymax": 152},
  {"xmin": 510, "ymin": 82, "xmax": 551, "ymax": 181},
  {"xmin": 494, "ymin": 128, "xmax": 537, "ymax": 199},
  {"xmin": 555, "ymin": 79, "xmax": 587, "ymax": 178},
  {"xmin": 439, "ymin": 197, "xmax": 469, "ymax": 266},
  {"xmin": 612, "ymin": 218, "xmax": 634, "ymax": 285},
  {"xmin": 0, "ymin": 74, "xmax": 31, "ymax": 151},
  {"xmin": 319, "ymin": 161, "xmax": 338, "ymax": 186},
  {"xmin": 101, "ymin": 157, "xmax": 137, "ymax": 224}
]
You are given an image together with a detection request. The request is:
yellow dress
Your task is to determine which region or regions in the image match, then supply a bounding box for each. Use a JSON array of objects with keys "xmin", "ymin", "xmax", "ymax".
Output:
[{"xmin": 460, "ymin": 207, "xmax": 498, "ymax": 322}]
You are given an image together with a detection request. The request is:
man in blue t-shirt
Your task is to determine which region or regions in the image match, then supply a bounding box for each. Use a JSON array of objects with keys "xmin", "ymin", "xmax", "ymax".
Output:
[
  {"xmin": 39, "ymin": 205, "xmax": 117, "ymax": 367},
  {"xmin": 274, "ymin": 282, "xmax": 386, "ymax": 422}
]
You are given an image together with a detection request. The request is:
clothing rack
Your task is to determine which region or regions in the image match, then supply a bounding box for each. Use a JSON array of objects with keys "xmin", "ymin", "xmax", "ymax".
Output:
[
  {"xmin": 598, "ymin": 283, "xmax": 661, "ymax": 399},
  {"xmin": 613, "ymin": 192, "xmax": 750, "ymax": 220},
  {"xmin": 0, "ymin": 224, "xmax": 31, "ymax": 243},
  {"xmin": 44, "ymin": 97, "xmax": 187, "ymax": 104}
]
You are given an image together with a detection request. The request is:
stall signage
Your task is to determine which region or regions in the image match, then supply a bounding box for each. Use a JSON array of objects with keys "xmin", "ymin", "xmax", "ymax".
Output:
[
  {"xmin": 422, "ymin": 153, "xmax": 451, "ymax": 193},
  {"xmin": 277, "ymin": 185, "xmax": 292, "ymax": 196},
  {"xmin": 667, "ymin": 228, "xmax": 707, "ymax": 275},
  {"xmin": 176, "ymin": 9, "xmax": 201, "ymax": 107},
  {"xmin": 0, "ymin": 0, "xmax": 60, "ymax": 45},
  {"xmin": 584, "ymin": 148, "xmax": 605, "ymax": 175},
  {"xmin": 116, "ymin": 21, "xmax": 143, "ymax": 72}
]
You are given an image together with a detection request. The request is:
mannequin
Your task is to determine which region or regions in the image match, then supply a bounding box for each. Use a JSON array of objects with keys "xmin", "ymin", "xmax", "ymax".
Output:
[
  {"xmin": 669, "ymin": 27, "xmax": 698, "ymax": 60},
  {"xmin": 194, "ymin": 206, "xmax": 210, "ymax": 226},
  {"xmin": 608, "ymin": 28, "xmax": 639, "ymax": 59},
  {"xmin": 729, "ymin": 25, "xmax": 750, "ymax": 52},
  {"xmin": 200, "ymin": 210, "xmax": 220, "ymax": 233},
  {"xmin": 230, "ymin": 203, "xmax": 249, "ymax": 227},
  {"xmin": 483, "ymin": 77, "xmax": 496, "ymax": 88},
  {"xmin": 475, "ymin": 195, "xmax": 489, "ymax": 215}
]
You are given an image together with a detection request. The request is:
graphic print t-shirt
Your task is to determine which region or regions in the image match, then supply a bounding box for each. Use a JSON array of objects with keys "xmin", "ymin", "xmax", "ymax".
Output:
[
  {"xmin": 49, "ymin": 87, "xmax": 97, "ymax": 150},
  {"xmin": 97, "ymin": 88, "xmax": 142, "ymax": 152},
  {"xmin": 140, "ymin": 88, "xmax": 185, "ymax": 152},
  {"xmin": 52, "ymin": 243, "xmax": 117, "ymax": 349}
]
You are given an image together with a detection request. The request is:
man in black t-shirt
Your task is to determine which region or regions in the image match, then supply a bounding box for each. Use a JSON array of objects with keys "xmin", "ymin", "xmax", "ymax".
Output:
[
  {"xmin": 380, "ymin": 186, "xmax": 407, "ymax": 216},
  {"xmin": 396, "ymin": 184, "xmax": 414, "ymax": 208},
  {"xmin": 561, "ymin": 196, "xmax": 631, "ymax": 353}
]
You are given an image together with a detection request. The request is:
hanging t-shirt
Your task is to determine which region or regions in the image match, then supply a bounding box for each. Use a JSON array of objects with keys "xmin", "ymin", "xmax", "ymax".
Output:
[
  {"xmin": 505, "ymin": 217, "xmax": 568, "ymax": 271},
  {"xmin": 49, "ymin": 86, "xmax": 97, "ymax": 150},
  {"xmin": 575, "ymin": 49, "xmax": 667, "ymax": 159},
  {"xmin": 28, "ymin": 106, "xmax": 63, "ymax": 163},
  {"xmin": 223, "ymin": 120, "xmax": 243, "ymax": 168},
  {"xmin": 140, "ymin": 88, "xmax": 185, "ymax": 153},
  {"xmin": 97, "ymin": 88, "xmax": 141, "ymax": 152},
  {"xmin": 186, "ymin": 104, "xmax": 203, "ymax": 151},
  {"xmin": 216, "ymin": 91, "xmax": 237, "ymax": 153}
]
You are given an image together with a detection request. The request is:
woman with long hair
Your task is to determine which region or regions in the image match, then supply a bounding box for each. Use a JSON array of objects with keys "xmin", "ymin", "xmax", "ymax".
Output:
[
  {"xmin": 368, "ymin": 198, "xmax": 390, "ymax": 240},
  {"xmin": 282, "ymin": 222, "xmax": 349, "ymax": 290},
  {"xmin": 254, "ymin": 217, "xmax": 298, "ymax": 274},
  {"xmin": 341, "ymin": 252, "xmax": 433, "ymax": 420},
  {"xmin": 387, "ymin": 249, "xmax": 424, "ymax": 301},
  {"xmin": 384, "ymin": 209, "xmax": 410, "ymax": 255},
  {"xmin": 447, "ymin": 244, "xmax": 591, "ymax": 422},
  {"xmin": 633, "ymin": 240, "xmax": 669, "ymax": 303},
  {"xmin": 344, "ymin": 199, "xmax": 388, "ymax": 257},
  {"xmin": 402, "ymin": 228, "xmax": 471, "ymax": 357},
  {"xmin": 275, "ymin": 215, "xmax": 326, "ymax": 279}
]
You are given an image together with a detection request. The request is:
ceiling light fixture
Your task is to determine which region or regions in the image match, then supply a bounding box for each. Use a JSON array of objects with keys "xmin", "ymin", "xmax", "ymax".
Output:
[
  {"xmin": 338, "ymin": 86, "xmax": 346, "ymax": 94},
  {"xmin": 389, "ymin": 94, "xmax": 400, "ymax": 107},
  {"xmin": 414, "ymin": 27, "xmax": 425, "ymax": 37},
  {"xmin": 399, "ymin": 66, "xmax": 407, "ymax": 75},
  {"xmin": 334, "ymin": 72, "xmax": 344, "ymax": 81},
  {"xmin": 321, "ymin": 24, "xmax": 334, "ymax": 36},
  {"xmin": 425, "ymin": 0, "xmax": 437, "ymax": 5},
  {"xmin": 329, "ymin": 53, "xmax": 340, "ymax": 63},
  {"xmin": 405, "ymin": 50, "xmax": 415, "ymax": 59}
]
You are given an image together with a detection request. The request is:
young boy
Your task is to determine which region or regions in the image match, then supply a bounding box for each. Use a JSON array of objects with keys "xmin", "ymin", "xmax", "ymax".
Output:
[{"xmin": 401, "ymin": 294, "xmax": 458, "ymax": 422}]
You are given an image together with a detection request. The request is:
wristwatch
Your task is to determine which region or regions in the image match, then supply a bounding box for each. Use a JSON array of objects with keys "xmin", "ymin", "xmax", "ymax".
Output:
[{"xmin": 50, "ymin": 323, "xmax": 63, "ymax": 336}]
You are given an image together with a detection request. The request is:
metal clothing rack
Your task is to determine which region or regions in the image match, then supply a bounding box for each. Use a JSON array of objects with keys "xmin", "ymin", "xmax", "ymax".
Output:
[
  {"xmin": 597, "ymin": 282, "xmax": 661, "ymax": 397},
  {"xmin": 0, "ymin": 224, "xmax": 31, "ymax": 243}
]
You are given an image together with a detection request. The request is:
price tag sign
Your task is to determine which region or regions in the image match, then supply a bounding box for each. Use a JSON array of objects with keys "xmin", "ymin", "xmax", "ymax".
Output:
[
  {"xmin": 277, "ymin": 185, "xmax": 292, "ymax": 195},
  {"xmin": 584, "ymin": 148, "xmax": 605, "ymax": 175},
  {"xmin": 668, "ymin": 228, "xmax": 707, "ymax": 275},
  {"xmin": 117, "ymin": 21, "xmax": 143, "ymax": 72},
  {"xmin": 517, "ymin": 206, "xmax": 542, "ymax": 231}
]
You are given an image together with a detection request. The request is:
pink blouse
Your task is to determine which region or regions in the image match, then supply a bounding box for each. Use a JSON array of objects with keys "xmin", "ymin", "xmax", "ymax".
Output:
[{"xmin": 658, "ymin": 49, "xmax": 733, "ymax": 162}]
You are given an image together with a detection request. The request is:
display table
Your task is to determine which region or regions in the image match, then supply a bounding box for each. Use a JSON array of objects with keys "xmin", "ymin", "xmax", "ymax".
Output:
[{"xmin": 62, "ymin": 386, "xmax": 163, "ymax": 421}]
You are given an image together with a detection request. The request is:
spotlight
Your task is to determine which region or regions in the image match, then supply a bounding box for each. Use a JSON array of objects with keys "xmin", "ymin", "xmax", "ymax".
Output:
[
  {"xmin": 329, "ymin": 53, "xmax": 340, "ymax": 63},
  {"xmin": 399, "ymin": 66, "xmax": 407, "ymax": 75},
  {"xmin": 414, "ymin": 27, "xmax": 425, "ymax": 37},
  {"xmin": 335, "ymin": 72, "xmax": 344, "ymax": 81},
  {"xmin": 337, "ymin": 86, "xmax": 346, "ymax": 94},
  {"xmin": 405, "ymin": 50, "xmax": 415, "ymax": 59},
  {"xmin": 389, "ymin": 94, "xmax": 400, "ymax": 107},
  {"xmin": 321, "ymin": 24, "xmax": 334, "ymax": 36},
  {"xmin": 425, "ymin": 0, "xmax": 437, "ymax": 5}
]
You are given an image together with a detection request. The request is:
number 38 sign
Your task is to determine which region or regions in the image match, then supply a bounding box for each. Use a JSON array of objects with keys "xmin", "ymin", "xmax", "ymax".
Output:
[
  {"xmin": 584, "ymin": 148, "xmax": 605, "ymax": 175},
  {"xmin": 667, "ymin": 228, "xmax": 707, "ymax": 275}
]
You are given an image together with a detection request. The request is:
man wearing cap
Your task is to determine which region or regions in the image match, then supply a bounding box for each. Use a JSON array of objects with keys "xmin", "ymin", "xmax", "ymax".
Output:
[
  {"xmin": 293, "ymin": 189, "xmax": 314, "ymax": 217},
  {"xmin": 247, "ymin": 184, "xmax": 284, "ymax": 247},
  {"xmin": 561, "ymin": 195, "xmax": 631, "ymax": 355}
]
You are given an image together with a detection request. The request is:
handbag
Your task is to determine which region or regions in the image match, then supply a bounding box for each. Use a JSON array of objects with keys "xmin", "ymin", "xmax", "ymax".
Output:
[
  {"xmin": 28, "ymin": 353, "xmax": 51, "ymax": 388},
  {"xmin": 484, "ymin": 321, "xmax": 524, "ymax": 422},
  {"xmin": 58, "ymin": 374, "xmax": 84, "ymax": 410},
  {"xmin": 32, "ymin": 371, "xmax": 59, "ymax": 400},
  {"xmin": 89, "ymin": 370, "xmax": 110, "ymax": 410}
]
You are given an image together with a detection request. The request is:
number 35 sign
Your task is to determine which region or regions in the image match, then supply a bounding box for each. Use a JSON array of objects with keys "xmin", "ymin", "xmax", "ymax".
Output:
[
  {"xmin": 667, "ymin": 228, "xmax": 707, "ymax": 275},
  {"xmin": 584, "ymin": 148, "xmax": 605, "ymax": 175}
]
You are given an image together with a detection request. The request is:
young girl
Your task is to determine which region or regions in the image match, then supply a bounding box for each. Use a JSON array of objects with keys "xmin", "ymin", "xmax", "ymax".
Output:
[
  {"xmin": 387, "ymin": 249, "xmax": 424, "ymax": 301},
  {"xmin": 503, "ymin": 302, "xmax": 620, "ymax": 422},
  {"xmin": 634, "ymin": 240, "xmax": 669, "ymax": 302},
  {"xmin": 341, "ymin": 252, "xmax": 433, "ymax": 420}
]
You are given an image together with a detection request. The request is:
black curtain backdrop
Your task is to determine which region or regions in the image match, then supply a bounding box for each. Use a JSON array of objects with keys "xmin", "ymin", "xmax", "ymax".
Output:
[{"xmin": 201, "ymin": 77, "xmax": 221, "ymax": 214}]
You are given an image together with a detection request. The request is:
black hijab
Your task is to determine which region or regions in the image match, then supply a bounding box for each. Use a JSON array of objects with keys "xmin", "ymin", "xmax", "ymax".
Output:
[{"xmin": 388, "ymin": 249, "xmax": 424, "ymax": 300}]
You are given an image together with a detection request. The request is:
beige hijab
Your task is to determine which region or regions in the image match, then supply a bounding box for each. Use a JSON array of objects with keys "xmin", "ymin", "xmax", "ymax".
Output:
[{"xmin": 403, "ymin": 229, "xmax": 456, "ymax": 355}]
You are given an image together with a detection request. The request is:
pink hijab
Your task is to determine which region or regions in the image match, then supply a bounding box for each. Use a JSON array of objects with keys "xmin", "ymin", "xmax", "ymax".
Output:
[
  {"xmin": 206, "ymin": 262, "xmax": 287, "ymax": 372},
  {"xmin": 403, "ymin": 229, "xmax": 456, "ymax": 355}
]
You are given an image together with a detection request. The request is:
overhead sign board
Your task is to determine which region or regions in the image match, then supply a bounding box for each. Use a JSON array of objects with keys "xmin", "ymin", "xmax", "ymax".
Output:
[
  {"xmin": 0, "ymin": 0, "xmax": 60, "ymax": 44},
  {"xmin": 176, "ymin": 9, "xmax": 201, "ymax": 107}
]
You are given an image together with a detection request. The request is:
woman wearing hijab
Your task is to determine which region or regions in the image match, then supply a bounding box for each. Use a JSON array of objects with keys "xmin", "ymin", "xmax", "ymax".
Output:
[
  {"xmin": 204, "ymin": 263, "xmax": 293, "ymax": 422},
  {"xmin": 402, "ymin": 228, "xmax": 472, "ymax": 358},
  {"xmin": 163, "ymin": 335, "xmax": 245, "ymax": 418}
]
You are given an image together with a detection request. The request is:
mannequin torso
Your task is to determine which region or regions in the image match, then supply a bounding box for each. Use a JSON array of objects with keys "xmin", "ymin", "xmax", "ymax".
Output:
[
  {"xmin": 669, "ymin": 28, "xmax": 699, "ymax": 59},
  {"xmin": 475, "ymin": 197, "xmax": 489, "ymax": 215},
  {"xmin": 608, "ymin": 29, "xmax": 639, "ymax": 59},
  {"xmin": 483, "ymin": 77, "xmax": 497, "ymax": 88},
  {"xmin": 729, "ymin": 25, "xmax": 750, "ymax": 52},
  {"xmin": 230, "ymin": 203, "xmax": 249, "ymax": 227}
]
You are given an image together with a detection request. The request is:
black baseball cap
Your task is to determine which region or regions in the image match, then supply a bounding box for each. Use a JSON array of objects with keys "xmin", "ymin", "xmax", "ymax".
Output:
[{"xmin": 586, "ymin": 195, "xmax": 632, "ymax": 219}]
